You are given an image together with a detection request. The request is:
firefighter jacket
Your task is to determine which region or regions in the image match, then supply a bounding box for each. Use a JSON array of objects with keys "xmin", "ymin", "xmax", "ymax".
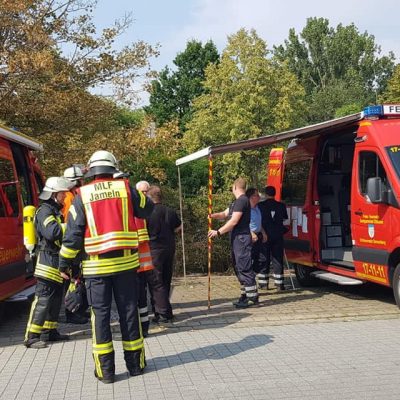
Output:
[
  {"xmin": 34, "ymin": 199, "xmax": 65, "ymax": 285},
  {"xmin": 136, "ymin": 217, "xmax": 154, "ymax": 273},
  {"xmin": 59, "ymin": 178, "xmax": 154, "ymax": 278}
]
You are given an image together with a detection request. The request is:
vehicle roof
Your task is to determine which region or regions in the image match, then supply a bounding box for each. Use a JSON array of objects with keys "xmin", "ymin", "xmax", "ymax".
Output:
[{"xmin": 0, "ymin": 124, "xmax": 43, "ymax": 151}]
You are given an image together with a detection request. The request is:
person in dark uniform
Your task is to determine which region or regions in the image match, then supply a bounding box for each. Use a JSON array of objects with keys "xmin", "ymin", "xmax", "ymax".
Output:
[
  {"xmin": 146, "ymin": 185, "xmax": 181, "ymax": 323},
  {"xmin": 258, "ymin": 186, "xmax": 288, "ymax": 290},
  {"xmin": 24, "ymin": 177, "xmax": 73, "ymax": 349},
  {"xmin": 59, "ymin": 150, "xmax": 154, "ymax": 384},
  {"xmin": 245, "ymin": 188, "xmax": 269, "ymax": 289},
  {"xmin": 209, "ymin": 178, "xmax": 258, "ymax": 307}
]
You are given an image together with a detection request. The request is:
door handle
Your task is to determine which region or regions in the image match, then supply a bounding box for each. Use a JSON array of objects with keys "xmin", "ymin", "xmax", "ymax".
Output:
[{"xmin": 355, "ymin": 210, "xmax": 363, "ymax": 216}]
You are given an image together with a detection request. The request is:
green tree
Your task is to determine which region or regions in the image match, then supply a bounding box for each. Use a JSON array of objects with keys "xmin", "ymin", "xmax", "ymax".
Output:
[
  {"xmin": 184, "ymin": 28, "xmax": 306, "ymax": 187},
  {"xmin": 380, "ymin": 64, "xmax": 400, "ymax": 102},
  {"xmin": 147, "ymin": 40, "xmax": 219, "ymax": 132},
  {"xmin": 274, "ymin": 17, "xmax": 395, "ymax": 122},
  {"xmin": 0, "ymin": 0, "xmax": 158, "ymax": 174}
]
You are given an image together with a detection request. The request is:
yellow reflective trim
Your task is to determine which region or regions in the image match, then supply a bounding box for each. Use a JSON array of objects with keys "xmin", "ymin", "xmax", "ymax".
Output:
[
  {"xmin": 84, "ymin": 203, "xmax": 97, "ymax": 237},
  {"xmin": 90, "ymin": 309, "xmax": 103, "ymax": 379},
  {"xmin": 43, "ymin": 321, "xmax": 57, "ymax": 329},
  {"xmin": 82, "ymin": 261, "xmax": 139, "ymax": 276},
  {"xmin": 60, "ymin": 245, "xmax": 79, "ymax": 259},
  {"xmin": 138, "ymin": 190, "xmax": 146, "ymax": 208},
  {"xmin": 122, "ymin": 196, "xmax": 128, "ymax": 232},
  {"xmin": 69, "ymin": 204, "xmax": 77, "ymax": 221},
  {"xmin": 85, "ymin": 239, "xmax": 138, "ymax": 254},
  {"xmin": 93, "ymin": 342, "xmax": 113, "ymax": 349},
  {"xmin": 83, "ymin": 253, "xmax": 138, "ymax": 267},
  {"xmin": 35, "ymin": 264, "xmax": 64, "ymax": 284},
  {"xmin": 43, "ymin": 215, "xmax": 56, "ymax": 227},
  {"xmin": 84, "ymin": 231, "xmax": 138, "ymax": 244},
  {"xmin": 25, "ymin": 296, "xmax": 39, "ymax": 340},
  {"xmin": 28, "ymin": 323, "xmax": 43, "ymax": 334}
]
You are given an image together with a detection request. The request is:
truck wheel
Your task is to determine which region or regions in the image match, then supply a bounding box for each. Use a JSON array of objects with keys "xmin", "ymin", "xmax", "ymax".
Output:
[
  {"xmin": 294, "ymin": 264, "xmax": 318, "ymax": 287},
  {"xmin": 392, "ymin": 263, "xmax": 400, "ymax": 308}
]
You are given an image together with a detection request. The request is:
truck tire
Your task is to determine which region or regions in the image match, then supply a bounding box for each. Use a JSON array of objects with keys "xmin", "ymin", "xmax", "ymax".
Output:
[
  {"xmin": 392, "ymin": 263, "xmax": 400, "ymax": 308},
  {"xmin": 294, "ymin": 264, "xmax": 318, "ymax": 287}
]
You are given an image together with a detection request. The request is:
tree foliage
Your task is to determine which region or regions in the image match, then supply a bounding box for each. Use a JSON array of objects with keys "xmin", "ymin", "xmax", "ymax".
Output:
[
  {"xmin": 147, "ymin": 40, "xmax": 219, "ymax": 132},
  {"xmin": 380, "ymin": 64, "xmax": 400, "ymax": 103},
  {"xmin": 274, "ymin": 17, "xmax": 395, "ymax": 122},
  {"xmin": 184, "ymin": 29, "xmax": 305, "ymax": 187}
]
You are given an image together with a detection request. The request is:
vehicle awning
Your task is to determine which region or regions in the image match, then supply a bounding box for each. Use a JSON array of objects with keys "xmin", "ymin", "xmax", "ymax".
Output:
[
  {"xmin": 176, "ymin": 112, "xmax": 362, "ymax": 165},
  {"xmin": 0, "ymin": 124, "xmax": 43, "ymax": 151}
]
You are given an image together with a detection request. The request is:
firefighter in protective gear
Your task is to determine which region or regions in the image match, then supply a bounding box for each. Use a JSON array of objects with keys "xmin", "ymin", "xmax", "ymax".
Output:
[
  {"xmin": 62, "ymin": 165, "xmax": 89, "ymax": 325},
  {"xmin": 62, "ymin": 165, "xmax": 84, "ymax": 222},
  {"xmin": 59, "ymin": 150, "xmax": 154, "ymax": 384},
  {"xmin": 24, "ymin": 177, "xmax": 73, "ymax": 349}
]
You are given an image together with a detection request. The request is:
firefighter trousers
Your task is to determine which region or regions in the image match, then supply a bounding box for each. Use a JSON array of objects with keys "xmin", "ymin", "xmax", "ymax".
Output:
[
  {"xmin": 85, "ymin": 270, "xmax": 145, "ymax": 379},
  {"xmin": 260, "ymin": 238, "xmax": 284, "ymax": 286},
  {"xmin": 25, "ymin": 278, "xmax": 63, "ymax": 341},
  {"xmin": 231, "ymin": 234, "xmax": 257, "ymax": 299},
  {"xmin": 137, "ymin": 272, "xmax": 149, "ymax": 336}
]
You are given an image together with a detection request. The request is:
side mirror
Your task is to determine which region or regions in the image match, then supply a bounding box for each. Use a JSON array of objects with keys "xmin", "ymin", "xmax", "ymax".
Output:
[{"xmin": 366, "ymin": 177, "xmax": 383, "ymax": 203}]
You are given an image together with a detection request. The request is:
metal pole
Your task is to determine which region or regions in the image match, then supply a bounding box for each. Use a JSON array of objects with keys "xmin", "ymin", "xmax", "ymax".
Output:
[
  {"xmin": 207, "ymin": 154, "xmax": 213, "ymax": 309},
  {"xmin": 177, "ymin": 166, "xmax": 186, "ymax": 285}
]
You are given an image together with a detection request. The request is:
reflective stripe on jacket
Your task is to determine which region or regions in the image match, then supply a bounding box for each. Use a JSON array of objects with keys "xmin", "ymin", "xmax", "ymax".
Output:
[{"xmin": 34, "ymin": 200, "xmax": 64, "ymax": 284}]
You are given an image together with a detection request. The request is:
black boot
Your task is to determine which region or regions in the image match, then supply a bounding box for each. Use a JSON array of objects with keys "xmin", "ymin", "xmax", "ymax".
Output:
[
  {"xmin": 43, "ymin": 329, "xmax": 69, "ymax": 342},
  {"xmin": 66, "ymin": 312, "xmax": 89, "ymax": 324},
  {"xmin": 232, "ymin": 294, "xmax": 246, "ymax": 306},
  {"xmin": 24, "ymin": 333, "xmax": 47, "ymax": 349},
  {"xmin": 94, "ymin": 370, "xmax": 114, "ymax": 384}
]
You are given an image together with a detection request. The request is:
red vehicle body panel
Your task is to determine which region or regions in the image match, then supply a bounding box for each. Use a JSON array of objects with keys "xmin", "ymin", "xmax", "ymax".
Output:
[
  {"xmin": 0, "ymin": 128, "xmax": 43, "ymax": 302},
  {"xmin": 279, "ymin": 117, "xmax": 400, "ymax": 288}
]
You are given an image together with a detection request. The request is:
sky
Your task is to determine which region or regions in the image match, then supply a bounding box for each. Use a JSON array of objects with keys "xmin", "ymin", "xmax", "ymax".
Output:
[{"xmin": 92, "ymin": 0, "xmax": 400, "ymax": 105}]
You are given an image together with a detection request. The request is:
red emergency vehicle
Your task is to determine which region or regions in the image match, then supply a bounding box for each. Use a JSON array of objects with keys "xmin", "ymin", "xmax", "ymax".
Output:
[
  {"xmin": 267, "ymin": 104, "xmax": 400, "ymax": 306},
  {"xmin": 0, "ymin": 125, "xmax": 43, "ymax": 311}
]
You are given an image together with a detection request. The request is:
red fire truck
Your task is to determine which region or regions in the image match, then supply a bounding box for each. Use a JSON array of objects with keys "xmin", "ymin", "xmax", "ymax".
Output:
[
  {"xmin": 267, "ymin": 104, "xmax": 400, "ymax": 306},
  {"xmin": 0, "ymin": 125, "xmax": 43, "ymax": 314}
]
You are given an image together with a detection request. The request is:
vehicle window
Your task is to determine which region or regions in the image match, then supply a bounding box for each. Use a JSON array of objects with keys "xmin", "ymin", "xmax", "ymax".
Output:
[
  {"xmin": 0, "ymin": 157, "xmax": 19, "ymax": 217},
  {"xmin": 386, "ymin": 146, "xmax": 400, "ymax": 180},
  {"xmin": 34, "ymin": 171, "xmax": 44, "ymax": 195},
  {"xmin": 10, "ymin": 143, "xmax": 34, "ymax": 207},
  {"xmin": 281, "ymin": 160, "xmax": 312, "ymax": 205},
  {"xmin": 359, "ymin": 151, "xmax": 388, "ymax": 195}
]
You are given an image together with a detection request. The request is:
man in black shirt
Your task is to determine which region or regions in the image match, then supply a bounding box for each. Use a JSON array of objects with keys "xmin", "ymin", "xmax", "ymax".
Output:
[
  {"xmin": 146, "ymin": 185, "xmax": 181, "ymax": 322},
  {"xmin": 209, "ymin": 178, "xmax": 258, "ymax": 307},
  {"xmin": 258, "ymin": 186, "xmax": 289, "ymax": 290}
]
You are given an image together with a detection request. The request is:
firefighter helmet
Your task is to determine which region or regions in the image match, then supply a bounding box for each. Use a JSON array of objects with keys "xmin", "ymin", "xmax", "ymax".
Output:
[
  {"xmin": 64, "ymin": 166, "xmax": 84, "ymax": 182},
  {"xmin": 39, "ymin": 177, "xmax": 74, "ymax": 200},
  {"xmin": 85, "ymin": 150, "xmax": 118, "ymax": 178}
]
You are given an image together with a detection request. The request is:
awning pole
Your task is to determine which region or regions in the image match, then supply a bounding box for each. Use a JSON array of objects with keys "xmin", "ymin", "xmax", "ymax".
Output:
[
  {"xmin": 177, "ymin": 166, "xmax": 186, "ymax": 285},
  {"xmin": 207, "ymin": 154, "xmax": 213, "ymax": 309}
]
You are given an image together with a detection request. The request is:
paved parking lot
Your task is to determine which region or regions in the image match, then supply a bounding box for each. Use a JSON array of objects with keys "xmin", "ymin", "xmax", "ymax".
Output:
[{"xmin": 1, "ymin": 275, "xmax": 400, "ymax": 399}]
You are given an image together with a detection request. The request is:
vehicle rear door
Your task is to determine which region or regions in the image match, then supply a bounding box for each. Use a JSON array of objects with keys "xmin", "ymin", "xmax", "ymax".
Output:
[{"xmin": 0, "ymin": 139, "xmax": 26, "ymax": 300}]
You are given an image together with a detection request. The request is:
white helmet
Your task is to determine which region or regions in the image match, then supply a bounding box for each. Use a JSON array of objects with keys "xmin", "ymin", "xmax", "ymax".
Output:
[
  {"xmin": 39, "ymin": 177, "xmax": 74, "ymax": 200},
  {"xmin": 86, "ymin": 150, "xmax": 118, "ymax": 178},
  {"xmin": 64, "ymin": 166, "xmax": 84, "ymax": 182},
  {"xmin": 113, "ymin": 170, "xmax": 130, "ymax": 179}
]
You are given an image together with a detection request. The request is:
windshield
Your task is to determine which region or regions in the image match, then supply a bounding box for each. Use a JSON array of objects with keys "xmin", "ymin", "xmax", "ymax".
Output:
[{"xmin": 386, "ymin": 146, "xmax": 400, "ymax": 180}]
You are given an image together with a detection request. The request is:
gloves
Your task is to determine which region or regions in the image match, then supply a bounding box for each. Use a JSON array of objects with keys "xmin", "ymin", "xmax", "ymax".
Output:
[{"xmin": 65, "ymin": 280, "xmax": 85, "ymax": 313}]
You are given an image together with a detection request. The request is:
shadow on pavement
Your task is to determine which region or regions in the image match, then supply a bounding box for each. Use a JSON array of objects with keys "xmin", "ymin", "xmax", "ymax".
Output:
[{"xmin": 147, "ymin": 334, "xmax": 274, "ymax": 372}]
